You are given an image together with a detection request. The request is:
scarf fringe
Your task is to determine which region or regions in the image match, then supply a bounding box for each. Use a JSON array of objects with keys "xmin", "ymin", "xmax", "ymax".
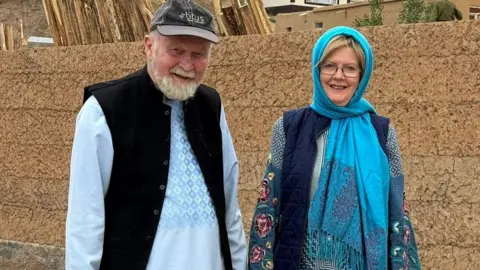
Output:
[{"xmin": 306, "ymin": 228, "xmax": 364, "ymax": 270}]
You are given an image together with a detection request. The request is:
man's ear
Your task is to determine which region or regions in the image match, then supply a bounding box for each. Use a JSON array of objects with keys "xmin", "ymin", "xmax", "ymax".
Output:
[{"xmin": 144, "ymin": 34, "xmax": 154, "ymax": 60}]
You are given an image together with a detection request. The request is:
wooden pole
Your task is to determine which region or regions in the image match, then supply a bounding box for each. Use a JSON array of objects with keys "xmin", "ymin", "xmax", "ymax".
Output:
[
  {"xmin": 238, "ymin": 1, "xmax": 258, "ymax": 34},
  {"xmin": 105, "ymin": 0, "xmax": 122, "ymax": 42},
  {"xmin": 73, "ymin": 0, "xmax": 90, "ymax": 44},
  {"xmin": 135, "ymin": 0, "xmax": 153, "ymax": 33},
  {"xmin": 40, "ymin": 0, "xmax": 275, "ymax": 45},
  {"xmin": 65, "ymin": 1, "xmax": 82, "ymax": 44},
  {"xmin": 94, "ymin": 0, "xmax": 114, "ymax": 43},
  {"xmin": 50, "ymin": 0, "xmax": 68, "ymax": 45},
  {"xmin": 42, "ymin": 0, "xmax": 62, "ymax": 46},
  {"xmin": 0, "ymin": 23, "xmax": 6, "ymax": 51},
  {"xmin": 260, "ymin": 1, "xmax": 273, "ymax": 34},
  {"xmin": 112, "ymin": 1, "xmax": 130, "ymax": 42},
  {"xmin": 213, "ymin": 0, "xmax": 230, "ymax": 36},
  {"xmin": 6, "ymin": 25, "xmax": 14, "ymax": 51},
  {"xmin": 230, "ymin": 0, "xmax": 247, "ymax": 35},
  {"xmin": 251, "ymin": 0, "xmax": 271, "ymax": 34},
  {"xmin": 11, "ymin": 22, "xmax": 18, "ymax": 49},
  {"xmin": 57, "ymin": 0, "xmax": 75, "ymax": 45},
  {"xmin": 260, "ymin": 0, "xmax": 272, "ymax": 34},
  {"xmin": 18, "ymin": 19, "xmax": 27, "ymax": 48},
  {"xmin": 84, "ymin": 2, "xmax": 103, "ymax": 44},
  {"xmin": 128, "ymin": 0, "xmax": 146, "ymax": 40}
]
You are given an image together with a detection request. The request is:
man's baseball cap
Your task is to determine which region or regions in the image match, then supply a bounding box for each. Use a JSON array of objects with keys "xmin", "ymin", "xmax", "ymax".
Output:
[{"xmin": 149, "ymin": 0, "xmax": 219, "ymax": 44}]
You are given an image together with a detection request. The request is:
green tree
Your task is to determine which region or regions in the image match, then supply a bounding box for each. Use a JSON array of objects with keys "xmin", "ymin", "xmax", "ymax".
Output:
[
  {"xmin": 353, "ymin": 0, "xmax": 384, "ymax": 27},
  {"xmin": 398, "ymin": 0, "xmax": 436, "ymax": 24}
]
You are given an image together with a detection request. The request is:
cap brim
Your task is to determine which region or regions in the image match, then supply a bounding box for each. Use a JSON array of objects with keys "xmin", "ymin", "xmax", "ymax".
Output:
[{"xmin": 156, "ymin": 25, "xmax": 219, "ymax": 44}]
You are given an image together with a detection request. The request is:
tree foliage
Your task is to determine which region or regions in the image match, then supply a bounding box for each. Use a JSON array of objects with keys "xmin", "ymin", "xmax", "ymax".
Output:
[
  {"xmin": 398, "ymin": 0, "xmax": 436, "ymax": 24},
  {"xmin": 353, "ymin": 0, "xmax": 384, "ymax": 27}
]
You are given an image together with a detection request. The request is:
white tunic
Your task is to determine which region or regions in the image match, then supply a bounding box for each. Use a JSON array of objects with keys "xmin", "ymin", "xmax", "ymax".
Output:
[{"xmin": 65, "ymin": 96, "xmax": 247, "ymax": 270}]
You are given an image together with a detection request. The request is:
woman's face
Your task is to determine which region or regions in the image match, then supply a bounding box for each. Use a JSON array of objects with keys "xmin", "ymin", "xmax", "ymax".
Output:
[{"xmin": 319, "ymin": 47, "xmax": 361, "ymax": 107}]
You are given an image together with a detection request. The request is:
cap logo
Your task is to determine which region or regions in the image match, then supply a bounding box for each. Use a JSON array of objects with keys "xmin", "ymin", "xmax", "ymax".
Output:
[{"xmin": 179, "ymin": 11, "xmax": 205, "ymax": 24}]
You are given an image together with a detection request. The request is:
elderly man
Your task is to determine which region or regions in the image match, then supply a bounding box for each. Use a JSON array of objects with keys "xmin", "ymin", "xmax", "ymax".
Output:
[{"xmin": 65, "ymin": 0, "xmax": 247, "ymax": 269}]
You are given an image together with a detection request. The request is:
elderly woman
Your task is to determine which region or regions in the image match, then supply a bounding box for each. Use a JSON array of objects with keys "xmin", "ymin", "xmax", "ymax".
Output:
[{"xmin": 247, "ymin": 26, "xmax": 421, "ymax": 270}]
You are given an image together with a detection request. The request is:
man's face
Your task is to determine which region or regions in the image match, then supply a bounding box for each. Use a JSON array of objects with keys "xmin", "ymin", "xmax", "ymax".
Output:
[{"xmin": 144, "ymin": 33, "xmax": 212, "ymax": 100}]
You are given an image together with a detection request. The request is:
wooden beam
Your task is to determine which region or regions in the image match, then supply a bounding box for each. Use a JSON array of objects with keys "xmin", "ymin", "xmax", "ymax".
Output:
[
  {"xmin": 36, "ymin": 0, "xmax": 269, "ymax": 46},
  {"xmin": 73, "ymin": 0, "xmax": 89, "ymax": 45},
  {"xmin": 129, "ymin": 0, "xmax": 146, "ymax": 40},
  {"xmin": 212, "ymin": 0, "xmax": 230, "ymax": 36},
  {"xmin": 229, "ymin": 0, "xmax": 247, "ymax": 35},
  {"xmin": 251, "ymin": 0, "xmax": 272, "ymax": 34},
  {"xmin": 105, "ymin": 0, "xmax": 122, "ymax": 42},
  {"xmin": 238, "ymin": 1, "xmax": 259, "ymax": 35},
  {"xmin": 94, "ymin": 0, "xmax": 114, "ymax": 43},
  {"xmin": 65, "ymin": 0, "xmax": 82, "ymax": 45},
  {"xmin": 50, "ymin": 0, "xmax": 68, "ymax": 45},
  {"xmin": 136, "ymin": 0, "xmax": 153, "ymax": 32},
  {"xmin": 42, "ymin": 0, "xmax": 62, "ymax": 46},
  {"xmin": 57, "ymin": 0, "xmax": 75, "ymax": 45},
  {"xmin": 6, "ymin": 25, "xmax": 14, "ymax": 51},
  {"xmin": 19, "ymin": 19, "xmax": 27, "ymax": 47},
  {"xmin": 0, "ymin": 23, "xmax": 6, "ymax": 51}
]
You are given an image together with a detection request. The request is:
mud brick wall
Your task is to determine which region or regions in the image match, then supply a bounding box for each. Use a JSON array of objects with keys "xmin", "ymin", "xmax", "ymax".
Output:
[{"xmin": 1, "ymin": 20, "xmax": 480, "ymax": 269}]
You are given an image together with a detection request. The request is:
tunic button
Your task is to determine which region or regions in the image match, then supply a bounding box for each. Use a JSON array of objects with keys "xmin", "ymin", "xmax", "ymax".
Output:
[
  {"xmin": 164, "ymin": 110, "xmax": 170, "ymax": 116},
  {"xmin": 159, "ymin": 185, "xmax": 166, "ymax": 191},
  {"xmin": 153, "ymin": 209, "xmax": 160, "ymax": 215},
  {"xmin": 163, "ymin": 160, "xmax": 169, "ymax": 166}
]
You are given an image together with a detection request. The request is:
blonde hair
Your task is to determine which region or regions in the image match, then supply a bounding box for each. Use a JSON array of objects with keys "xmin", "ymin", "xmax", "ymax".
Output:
[{"xmin": 317, "ymin": 35, "xmax": 365, "ymax": 73}]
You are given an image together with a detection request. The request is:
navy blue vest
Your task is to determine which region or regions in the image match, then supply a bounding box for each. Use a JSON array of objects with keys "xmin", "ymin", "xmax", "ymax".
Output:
[{"xmin": 273, "ymin": 107, "xmax": 389, "ymax": 270}]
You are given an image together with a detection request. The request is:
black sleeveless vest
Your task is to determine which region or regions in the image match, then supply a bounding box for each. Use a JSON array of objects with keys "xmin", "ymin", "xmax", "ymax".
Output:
[{"xmin": 83, "ymin": 66, "xmax": 233, "ymax": 270}]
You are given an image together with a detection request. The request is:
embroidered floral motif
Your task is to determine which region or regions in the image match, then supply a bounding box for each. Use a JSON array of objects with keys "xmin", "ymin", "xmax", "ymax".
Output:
[
  {"xmin": 392, "ymin": 221, "xmax": 400, "ymax": 234},
  {"xmin": 389, "ymin": 203, "xmax": 423, "ymax": 269},
  {"xmin": 255, "ymin": 213, "xmax": 274, "ymax": 238},
  {"xmin": 392, "ymin": 246, "xmax": 401, "ymax": 256},
  {"xmin": 404, "ymin": 226, "xmax": 411, "ymax": 245},
  {"xmin": 248, "ymin": 160, "xmax": 279, "ymax": 269},
  {"xmin": 272, "ymin": 198, "xmax": 278, "ymax": 206},
  {"xmin": 264, "ymin": 260, "xmax": 274, "ymax": 269},
  {"xmin": 258, "ymin": 179, "xmax": 271, "ymax": 203},
  {"xmin": 250, "ymin": 245, "xmax": 266, "ymax": 263}
]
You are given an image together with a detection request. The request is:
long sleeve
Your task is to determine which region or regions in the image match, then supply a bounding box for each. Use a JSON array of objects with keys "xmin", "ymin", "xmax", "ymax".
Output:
[
  {"xmin": 248, "ymin": 118, "xmax": 285, "ymax": 270},
  {"xmin": 65, "ymin": 96, "xmax": 113, "ymax": 270},
  {"xmin": 220, "ymin": 105, "xmax": 248, "ymax": 270},
  {"xmin": 386, "ymin": 124, "xmax": 422, "ymax": 270}
]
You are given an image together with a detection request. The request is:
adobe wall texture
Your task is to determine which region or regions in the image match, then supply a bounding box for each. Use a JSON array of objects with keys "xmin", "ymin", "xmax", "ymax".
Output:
[{"xmin": 1, "ymin": 20, "xmax": 480, "ymax": 269}]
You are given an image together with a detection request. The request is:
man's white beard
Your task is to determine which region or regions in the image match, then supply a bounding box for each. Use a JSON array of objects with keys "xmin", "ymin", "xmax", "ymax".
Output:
[{"xmin": 152, "ymin": 65, "xmax": 199, "ymax": 101}]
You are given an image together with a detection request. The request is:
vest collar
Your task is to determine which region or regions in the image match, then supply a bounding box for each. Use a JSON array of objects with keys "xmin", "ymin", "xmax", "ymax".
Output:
[{"xmin": 309, "ymin": 107, "xmax": 332, "ymax": 137}]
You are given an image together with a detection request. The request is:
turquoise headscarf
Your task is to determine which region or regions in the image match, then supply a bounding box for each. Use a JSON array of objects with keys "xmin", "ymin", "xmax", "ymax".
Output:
[{"xmin": 306, "ymin": 26, "xmax": 390, "ymax": 270}]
